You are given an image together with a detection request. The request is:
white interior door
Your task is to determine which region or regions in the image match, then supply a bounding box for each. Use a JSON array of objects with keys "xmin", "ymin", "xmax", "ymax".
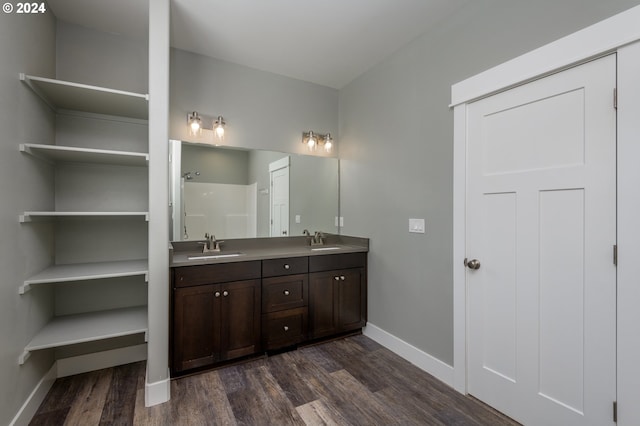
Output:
[
  {"xmin": 269, "ymin": 157, "xmax": 290, "ymax": 237},
  {"xmin": 466, "ymin": 55, "xmax": 616, "ymax": 426}
]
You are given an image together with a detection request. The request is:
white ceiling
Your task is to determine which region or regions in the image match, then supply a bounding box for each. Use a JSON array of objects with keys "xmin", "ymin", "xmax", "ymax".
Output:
[{"xmin": 47, "ymin": 0, "xmax": 470, "ymax": 89}]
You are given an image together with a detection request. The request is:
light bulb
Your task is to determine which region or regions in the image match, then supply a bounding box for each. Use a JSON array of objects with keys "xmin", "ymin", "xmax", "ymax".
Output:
[
  {"xmin": 214, "ymin": 116, "xmax": 225, "ymax": 142},
  {"xmin": 324, "ymin": 133, "xmax": 333, "ymax": 152},
  {"xmin": 188, "ymin": 112, "xmax": 202, "ymax": 136},
  {"xmin": 307, "ymin": 131, "xmax": 316, "ymax": 150}
]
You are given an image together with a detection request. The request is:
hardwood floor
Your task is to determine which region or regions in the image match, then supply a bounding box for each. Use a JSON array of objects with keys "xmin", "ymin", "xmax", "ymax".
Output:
[{"xmin": 30, "ymin": 335, "xmax": 519, "ymax": 425}]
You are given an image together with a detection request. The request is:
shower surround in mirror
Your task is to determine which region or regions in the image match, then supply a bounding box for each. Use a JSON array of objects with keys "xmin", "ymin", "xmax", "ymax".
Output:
[{"xmin": 172, "ymin": 141, "xmax": 339, "ymax": 240}]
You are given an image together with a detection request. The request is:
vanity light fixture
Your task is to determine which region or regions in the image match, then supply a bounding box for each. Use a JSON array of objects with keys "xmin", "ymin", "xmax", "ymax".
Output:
[
  {"xmin": 187, "ymin": 111, "xmax": 203, "ymax": 136},
  {"xmin": 186, "ymin": 112, "xmax": 226, "ymax": 141},
  {"xmin": 302, "ymin": 131, "xmax": 333, "ymax": 153},
  {"xmin": 213, "ymin": 116, "xmax": 225, "ymax": 142}
]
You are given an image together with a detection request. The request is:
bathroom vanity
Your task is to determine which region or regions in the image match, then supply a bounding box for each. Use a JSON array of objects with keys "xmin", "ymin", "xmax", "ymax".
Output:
[{"xmin": 169, "ymin": 235, "xmax": 368, "ymax": 375}]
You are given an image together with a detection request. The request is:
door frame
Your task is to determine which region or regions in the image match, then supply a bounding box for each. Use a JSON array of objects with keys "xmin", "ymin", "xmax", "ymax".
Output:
[{"xmin": 451, "ymin": 6, "xmax": 640, "ymax": 425}]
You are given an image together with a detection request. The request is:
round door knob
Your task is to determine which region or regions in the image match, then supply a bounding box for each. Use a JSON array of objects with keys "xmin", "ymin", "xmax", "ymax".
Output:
[
  {"xmin": 283, "ymin": 326, "xmax": 289, "ymax": 332},
  {"xmin": 223, "ymin": 290, "xmax": 229, "ymax": 297},
  {"xmin": 282, "ymin": 230, "xmax": 288, "ymax": 235},
  {"xmin": 214, "ymin": 291, "xmax": 221, "ymax": 297},
  {"xmin": 284, "ymin": 264, "xmax": 290, "ymax": 270},
  {"xmin": 334, "ymin": 276, "xmax": 340, "ymax": 281},
  {"xmin": 340, "ymin": 276, "xmax": 346, "ymax": 281},
  {"xmin": 464, "ymin": 258, "xmax": 481, "ymax": 270},
  {"xmin": 283, "ymin": 290, "xmax": 290, "ymax": 296}
]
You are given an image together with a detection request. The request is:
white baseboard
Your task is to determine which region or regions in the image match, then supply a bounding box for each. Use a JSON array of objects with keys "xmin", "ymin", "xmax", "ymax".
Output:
[
  {"xmin": 9, "ymin": 363, "xmax": 57, "ymax": 426},
  {"xmin": 145, "ymin": 366, "xmax": 171, "ymax": 407},
  {"xmin": 57, "ymin": 344, "xmax": 148, "ymax": 378},
  {"xmin": 363, "ymin": 323, "xmax": 454, "ymax": 387}
]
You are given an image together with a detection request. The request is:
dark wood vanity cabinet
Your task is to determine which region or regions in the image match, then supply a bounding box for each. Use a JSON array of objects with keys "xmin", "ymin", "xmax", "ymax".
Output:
[
  {"xmin": 172, "ymin": 262, "xmax": 261, "ymax": 374},
  {"xmin": 171, "ymin": 252, "xmax": 366, "ymax": 374},
  {"xmin": 309, "ymin": 253, "xmax": 367, "ymax": 339}
]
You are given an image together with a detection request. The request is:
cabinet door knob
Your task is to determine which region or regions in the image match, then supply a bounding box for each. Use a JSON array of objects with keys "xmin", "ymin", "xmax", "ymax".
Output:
[
  {"xmin": 223, "ymin": 291, "xmax": 229, "ymax": 297},
  {"xmin": 340, "ymin": 276, "xmax": 346, "ymax": 281},
  {"xmin": 283, "ymin": 326, "xmax": 289, "ymax": 332},
  {"xmin": 283, "ymin": 290, "xmax": 290, "ymax": 296},
  {"xmin": 334, "ymin": 276, "xmax": 340, "ymax": 281},
  {"xmin": 284, "ymin": 264, "xmax": 290, "ymax": 270},
  {"xmin": 215, "ymin": 291, "xmax": 221, "ymax": 297}
]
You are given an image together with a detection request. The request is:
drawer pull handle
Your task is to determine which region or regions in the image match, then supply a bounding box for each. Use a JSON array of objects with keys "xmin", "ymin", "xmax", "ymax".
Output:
[
  {"xmin": 223, "ymin": 291, "xmax": 229, "ymax": 297},
  {"xmin": 215, "ymin": 291, "xmax": 221, "ymax": 298},
  {"xmin": 283, "ymin": 290, "xmax": 290, "ymax": 296},
  {"xmin": 284, "ymin": 264, "xmax": 290, "ymax": 270},
  {"xmin": 283, "ymin": 326, "xmax": 289, "ymax": 332}
]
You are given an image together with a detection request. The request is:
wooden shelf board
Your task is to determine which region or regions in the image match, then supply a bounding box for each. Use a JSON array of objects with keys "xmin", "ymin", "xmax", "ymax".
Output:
[
  {"xmin": 23, "ymin": 306, "xmax": 147, "ymax": 354},
  {"xmin": 20, "ymin": 74, "xmax": 148, "ymax": 119},
  {"xmin": 20, "ymin": 143, "xmax": 148, "ymax": 167}
]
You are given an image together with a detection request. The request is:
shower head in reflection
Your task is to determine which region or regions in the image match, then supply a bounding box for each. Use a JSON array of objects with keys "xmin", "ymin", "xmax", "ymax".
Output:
[{"xmin": 183, "ymin": 171, "xmax": 200, "ymax": 180}]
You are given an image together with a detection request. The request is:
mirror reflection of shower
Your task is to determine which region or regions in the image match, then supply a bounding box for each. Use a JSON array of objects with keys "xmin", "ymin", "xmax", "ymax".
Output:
[
  {"xmin": 181, "ymin": 171, "xmax": 200, "ymax": 239},
  {"xmin": 183, "ymin": 171, "xmax": 200, "ymax": 180}
]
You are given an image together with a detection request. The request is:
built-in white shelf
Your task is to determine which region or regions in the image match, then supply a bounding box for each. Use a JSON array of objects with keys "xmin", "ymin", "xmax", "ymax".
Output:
[
  {"xmin": 19, "ymin": 211, "xmax": 149, "ymax": 222},
  {"xmin": 20, "ymin": 143, "xmax": 149, "ymax": 167},
  {"xmin": 19, "ymin": 73, "xmax": 149, "ymax": 119},
  {"xmin": 20, "ymin": 259, "xmax": 149, "ymax": 294},
  {"xmin": 19, "ymin": 305, "xmax": 148, "ymax": 364}
]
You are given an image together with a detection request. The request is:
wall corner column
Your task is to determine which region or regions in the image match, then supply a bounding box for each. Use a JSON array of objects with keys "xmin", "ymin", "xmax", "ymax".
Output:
[{"xmin": 146, "ymin": 0, "xmax": 171, "ymax": 407}]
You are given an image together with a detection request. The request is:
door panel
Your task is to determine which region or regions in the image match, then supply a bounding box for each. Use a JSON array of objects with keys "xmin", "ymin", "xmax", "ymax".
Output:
[{"xmin": 467, "ymin": 55, "xmax": 616, "ymax": 426}]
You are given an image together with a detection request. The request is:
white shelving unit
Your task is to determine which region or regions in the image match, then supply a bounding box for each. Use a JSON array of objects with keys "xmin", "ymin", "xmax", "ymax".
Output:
[
  {"xmin": 19, "ymin": 73, "xmax": 150, "ymax": 364},
  {"xmin": 19, "ymin": 306, "xmax": 148, "ymax": 364},
  {"xmin": 20, "ymin": 259, "xmax": 149, "ymax": 294}
]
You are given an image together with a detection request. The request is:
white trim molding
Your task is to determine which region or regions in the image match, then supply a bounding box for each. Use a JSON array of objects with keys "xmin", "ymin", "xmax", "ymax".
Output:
[
  {"xmin": 9, "ymin": 364, "xmax": 57, "ymax": 426},
  {"xmin": 145, "ymin": 366, "xmax": 171, "ymax": 407},
  {"xmin": 363, "ymin": 323, "xmax": 454, "ymax": 387},
  {"xmin": 57, "ymin": 344, "xmax": 147, "ymax": 378},
  {"xmin": 452, "ymin": 5, "xmax": 640, "ymax": 425}
]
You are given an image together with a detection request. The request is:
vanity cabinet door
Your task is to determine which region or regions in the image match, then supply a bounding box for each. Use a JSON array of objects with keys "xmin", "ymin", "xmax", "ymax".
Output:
[
  {"xmin": 172, "ymin": 269, "xmax": 261, "ymax": 374},
  {"xmin": 309, "ymin": 267, "xmax": 366, "ymax": 339},
  {"xmin": 220, "ymin": 279, "xmax": 261, "ymax": 360},
  {"xmin": 173, "ymin": 284, "xmax": 222, "ymax": 372}
]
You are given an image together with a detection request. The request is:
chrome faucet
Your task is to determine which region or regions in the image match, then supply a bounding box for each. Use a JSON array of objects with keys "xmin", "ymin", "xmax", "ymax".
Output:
[
  {"xmin": 311, "ymin": 231, "xmax": 325, "ymax": 246},
  {"xmin": 203, "ymin": 233, "xmax": 223, "ymax": 253}
]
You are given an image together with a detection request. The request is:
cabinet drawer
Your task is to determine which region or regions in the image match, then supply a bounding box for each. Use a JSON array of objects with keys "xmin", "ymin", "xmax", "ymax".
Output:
[
  {"xmin": 262, "ymin": 257, "xmax": 308, "ymax": 277},
  {"xmin": 174, "ymin": 261, "xmax": 261, "ymax": 288},
  {"xmin": 262, "ymin": 274, "xmax": 308, "ymax": 313},
  {"xmin": 309, "ymin": 252, "xmax": 367, "ymax": 272},
  {"xmin": 262, "ymin": 307, "xmax": 308, "ymax": 350}
]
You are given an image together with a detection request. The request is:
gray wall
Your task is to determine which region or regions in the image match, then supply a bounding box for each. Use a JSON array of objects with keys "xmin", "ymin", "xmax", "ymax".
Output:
[
  {"xmin": 339, "ymin": 0, "xmax": 640, "ymax": 365},
  {"xmin": 170, "ymin": 49, "xmax": 338, "ymax": 156},
  {"xmin": 0, "ymin": 10, "xmax": 56, "ymax": 426},
  {"xmin": 182, "ymin": 144, "xmax": 250, "ymax": 185}
]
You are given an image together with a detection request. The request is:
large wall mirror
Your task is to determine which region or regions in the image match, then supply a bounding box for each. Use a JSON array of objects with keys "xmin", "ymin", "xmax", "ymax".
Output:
[{"xmin": 170, "ymin": 140, "xmax": 339, "ymax": 241}]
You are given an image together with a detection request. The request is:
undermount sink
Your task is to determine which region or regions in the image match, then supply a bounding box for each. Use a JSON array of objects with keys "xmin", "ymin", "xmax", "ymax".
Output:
[
  {"xmin": 310, "ymin": 246, "xmax": 342, "ymax": 251},
  {"xmin": 188, "ymin": 252, "xmax": 244, "ymax": 260}
]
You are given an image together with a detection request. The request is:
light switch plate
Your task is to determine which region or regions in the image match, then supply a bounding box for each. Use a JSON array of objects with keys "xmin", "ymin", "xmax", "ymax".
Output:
[
  {"xmin": 295, "ymin": 215, "xmax": 301, "ymax": 224},
  {"xmin": 409, "ymin": 218, "xmax": 425, "ymax": 234}
]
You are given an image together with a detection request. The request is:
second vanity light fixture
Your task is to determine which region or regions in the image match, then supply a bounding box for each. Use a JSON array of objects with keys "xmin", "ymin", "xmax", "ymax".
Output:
[
  {"xmin": 187, "ymin": 111, "xmax": 226, "ymax": 143},
  {"xmin": 302, "ymin": 131, "xmax": 333, "ymax": 153}
]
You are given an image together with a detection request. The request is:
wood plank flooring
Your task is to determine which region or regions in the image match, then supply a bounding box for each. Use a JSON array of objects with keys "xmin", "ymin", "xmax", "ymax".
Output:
[{"xmin": 30, "ymin": 335, "xmax": 520, "ymax": 425}]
